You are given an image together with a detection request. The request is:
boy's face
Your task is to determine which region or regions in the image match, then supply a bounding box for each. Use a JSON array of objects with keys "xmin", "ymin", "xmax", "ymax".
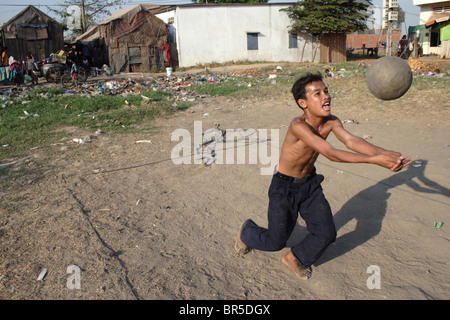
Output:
[{"xmin": 298, "ymin": 80, "xmax": 331, "ymax": 115}]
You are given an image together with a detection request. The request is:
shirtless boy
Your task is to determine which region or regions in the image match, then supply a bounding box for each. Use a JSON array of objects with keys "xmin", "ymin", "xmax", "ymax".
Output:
[{"xmin": 235, "ymin": 73, "xmax": 411, "ymax": 280}]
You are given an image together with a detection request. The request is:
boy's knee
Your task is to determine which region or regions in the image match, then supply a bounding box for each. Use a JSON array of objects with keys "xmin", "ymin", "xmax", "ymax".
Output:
[
  {"xmin": 267, "ymin": 235, "xmax": 288, "ymax": 251},
  {"xmin": 270, "ymin": 240, "xmax": 287, "ymax": 251}
]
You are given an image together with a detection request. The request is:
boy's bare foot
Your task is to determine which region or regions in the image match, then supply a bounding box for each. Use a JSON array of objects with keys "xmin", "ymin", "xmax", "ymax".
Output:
[
  {"xmin": 235, "ymin": 223, "xmax": 252, "ymax": 255},
  {"xmin": 282, "ymin": 251, "xmax": 312, "ymax": 280}
]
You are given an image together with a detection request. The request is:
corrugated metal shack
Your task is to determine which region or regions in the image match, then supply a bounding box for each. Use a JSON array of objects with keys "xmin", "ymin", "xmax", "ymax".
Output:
[
  {"xmin": 75, "ymin": 5, "xmax": 169, "ymax": 73},
  {"xmin": 0, "ymin": 5, "xmax": 64, "ymax": 61}
]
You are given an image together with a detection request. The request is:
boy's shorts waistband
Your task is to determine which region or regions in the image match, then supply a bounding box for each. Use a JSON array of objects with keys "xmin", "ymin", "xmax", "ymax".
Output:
[{"xmin": 274, "ymin": 168, "xmax": 316, "ymax": 184}]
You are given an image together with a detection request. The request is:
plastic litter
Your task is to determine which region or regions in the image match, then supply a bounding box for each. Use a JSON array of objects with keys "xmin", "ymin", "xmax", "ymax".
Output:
[
  {"xmin": 432, "ymin": 222, "xmax": 443, "ymax": 229},
  {"xmin": 37, "ymin": 268, "xmax": 47, "ymax": 281},
  {"xmin": 73, "ymin": 137, "xmax": 91, "ymax": 144}
]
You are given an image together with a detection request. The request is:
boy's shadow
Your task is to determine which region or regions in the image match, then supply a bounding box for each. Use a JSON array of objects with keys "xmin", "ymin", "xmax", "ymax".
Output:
[{"xmin": 287, "ymin": 160, "xmax": 450, "ymax": 266}]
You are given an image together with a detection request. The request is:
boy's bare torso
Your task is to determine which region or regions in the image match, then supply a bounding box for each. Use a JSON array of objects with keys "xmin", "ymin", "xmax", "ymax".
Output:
[{"xmin": 278, "ymin": 115, "xmax": 339, "ymax": 179}]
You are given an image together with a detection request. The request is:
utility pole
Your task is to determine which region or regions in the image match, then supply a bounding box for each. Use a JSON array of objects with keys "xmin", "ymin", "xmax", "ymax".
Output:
[
  {"xmin": 382, "ymin": 0, "xmax": 398, "ymax": 56},
  {"xmin": 81, "ymin": 0, "xmax": 86, "ymax": 34}
]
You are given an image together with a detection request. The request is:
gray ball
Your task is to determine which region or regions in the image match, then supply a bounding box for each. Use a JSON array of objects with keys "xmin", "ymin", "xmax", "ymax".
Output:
[{"xmin": 366, "ymin": 56, "xmax": 412, "ymax": 100}]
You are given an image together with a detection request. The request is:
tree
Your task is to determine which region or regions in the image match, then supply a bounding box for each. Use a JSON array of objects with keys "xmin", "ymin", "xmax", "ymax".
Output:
[
  {"xmin": 48, "ymin": 0, "xmax": 129, "ymax": 36},
  {"xmin": 191, "ymin": 1, "xmax": 268, "ymax": 3},
  {"xmin": 282, "ymin": 0, "xmax": 370, "ymax": 35}
]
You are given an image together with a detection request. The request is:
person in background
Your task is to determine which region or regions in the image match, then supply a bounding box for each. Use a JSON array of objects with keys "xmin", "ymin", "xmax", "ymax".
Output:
[
  {"xmin": 26, "ymin": 53, "xmax": 38, "ymax": 85},
  {"xmin": 1, "ymin": 47, "xmax": 9, "ymax": 66},
  {"xmin": 398, "ymin": 35, "xmax": 407, "ymax": 59}
]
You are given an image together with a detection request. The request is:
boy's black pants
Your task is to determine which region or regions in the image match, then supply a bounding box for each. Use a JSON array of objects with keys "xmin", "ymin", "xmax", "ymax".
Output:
[{"xmin": 240, "ymin": 170, "xmax": 336, "ymax": 268}]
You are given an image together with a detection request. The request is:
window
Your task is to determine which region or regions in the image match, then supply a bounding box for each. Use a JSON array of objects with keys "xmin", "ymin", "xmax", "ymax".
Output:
[
  {"xmin": 430, "ymin": 27, "xmax": 441, "ymax": 47},
  {"xmin": 289, "ymin": 33, "xmax": 298, "ymax": 48},
  {"xmin": 128, "ymin": 46, "xmax": 141, "ymax": 65},
  {"xmin": 247, "ymin": 33, "xmax": 258, "ymax": 50},
  {"xmin": 432, "ymin": 6, "xmax": 450, "ymax": 13}
]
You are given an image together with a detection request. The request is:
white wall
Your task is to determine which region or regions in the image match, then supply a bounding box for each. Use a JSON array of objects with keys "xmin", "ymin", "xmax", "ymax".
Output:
[
  {"xmin": 414, "ymin": 1, "xmax": 450, "ymax": 55},
  {"xmin": 154, "ymin": 10, "xmax": 176, "ymax": 43},
  {"xmin": 174, "ymin": 4, "xmax": 318, "ymax": 68}
]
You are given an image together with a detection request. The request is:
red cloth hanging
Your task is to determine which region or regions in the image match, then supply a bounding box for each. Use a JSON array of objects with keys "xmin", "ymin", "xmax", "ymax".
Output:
[{"xmin": 161, "ymin": 43, "xmax": 170, "ymax": 65}]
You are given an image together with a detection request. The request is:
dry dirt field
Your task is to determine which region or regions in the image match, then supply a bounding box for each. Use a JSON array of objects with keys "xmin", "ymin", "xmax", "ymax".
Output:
[{"xmin": 0, "ymin": 58, "xmax": 449, "ymax": 303}]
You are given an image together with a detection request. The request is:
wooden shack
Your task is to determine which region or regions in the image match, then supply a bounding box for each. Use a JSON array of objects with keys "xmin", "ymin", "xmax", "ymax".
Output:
[
  {"xmin": 319, "ymin": 33, "xmax": 347, "ymax": 63},
  {"xmin": 75, "ymin": 5, "xmax": 169, "ymax": 73},
  {"xmin": 0, "ymin": 5, "xmax": 64, "ymax": 61}
]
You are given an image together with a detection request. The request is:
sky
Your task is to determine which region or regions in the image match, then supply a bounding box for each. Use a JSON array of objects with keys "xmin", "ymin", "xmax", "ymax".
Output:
[{"xmin": 0, "ymin": 0, "xmax": 421, "ymax": 34}]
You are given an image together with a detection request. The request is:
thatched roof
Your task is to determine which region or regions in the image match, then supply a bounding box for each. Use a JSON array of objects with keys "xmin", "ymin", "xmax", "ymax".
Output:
[
  {"xmin": 1, "ymin": 5, "xmax": 61, "ymax": 32},
  {"xmin": 74, "ymin": 4, "xmax": 169, "ymax": 44},
  {"xmin": 1, "ymin": 5, "xmax": 62, "ymax": 41}
]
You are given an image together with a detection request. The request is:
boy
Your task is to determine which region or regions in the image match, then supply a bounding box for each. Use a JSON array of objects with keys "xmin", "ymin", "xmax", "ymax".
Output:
[{"xmin": 235, "ymin": 73, "xmax": 410, "ymax": 280}]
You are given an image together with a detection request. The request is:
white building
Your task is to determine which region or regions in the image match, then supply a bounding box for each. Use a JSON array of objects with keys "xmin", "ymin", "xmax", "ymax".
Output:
[
  {"xmin": 170, "ymin": 3, "xmax": 319, "ymax": 68},
  {"xmin": 412, "ymin": 0, "xmax": 450, "ymax": 56}
]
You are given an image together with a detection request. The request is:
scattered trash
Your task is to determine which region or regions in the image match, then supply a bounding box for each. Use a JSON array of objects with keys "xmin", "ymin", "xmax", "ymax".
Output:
[
  {"xmin": 105, "ymin": 80, "xmax": 120, "ymax": 90},
  {"xmin": 73, "ymin": 136, "xmax": 92, "ymax": 144},
  {"xmin": 0, "ymin": 66, "xmax": 290, "ymax": 104},
  {"xmin": 342, "ymin": 119, "xmax": 359, "ymax": 124},
  {"xmin": 37, "ymin": 268, "xmax": 47, "ymax": 281},
  {"xmin": 160, "ymin": 205, "xmax": 171, "ymax": 210},
  {"xmin": 432, "ymin": 221, "xmax": 443, "ymax": 229},
  {"xmin": 22, "ymin": 110, "xmax": 39, "ymax": 117},
  {"xmin": 203, "ymin": 113, "xmax": 210, "ymax": 117},
  {"xmin": 135, "ymin": 140, "xmax": 153, "ymax": 144}
]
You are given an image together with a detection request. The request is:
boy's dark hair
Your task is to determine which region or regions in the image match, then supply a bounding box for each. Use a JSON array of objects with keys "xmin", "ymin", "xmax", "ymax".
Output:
[{"xmin": 291, "ymin": 73, "xmax": 323, "ymax": 109}]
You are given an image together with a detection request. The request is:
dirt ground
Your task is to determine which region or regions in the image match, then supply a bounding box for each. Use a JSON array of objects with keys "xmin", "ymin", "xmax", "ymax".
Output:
[{"xmin": 0, "ymin": 59, "xmax": 449, "ymax": 301}]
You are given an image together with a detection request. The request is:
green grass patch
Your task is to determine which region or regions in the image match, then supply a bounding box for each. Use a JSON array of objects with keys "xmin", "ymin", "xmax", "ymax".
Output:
[{"xmin": 0, "ymin": 87, "xmax": 191, "ymax": 160}]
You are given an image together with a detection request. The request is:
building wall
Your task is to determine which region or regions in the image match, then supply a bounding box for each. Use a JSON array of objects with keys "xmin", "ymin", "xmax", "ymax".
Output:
[
  {"xmin": 414, "ymin": 0, "xmax": 450, "ymax": 55},
  {"xmin": 101, "ymin": 12, "xmax": 169, "ymax": 73},
  {"xmin": 347, "ymin": 30, "xmax": 402, "ymax": 49},
  {"xmin": 154, "ymin": 9, "xmax": 178, "ymax": 67},
  {"xmin": 2, "ymin": 22, "xmax": 64, "ymax": 61},
  {"xmin": 174, "ymin": 4, "xmax": 319, "ymax": 68}
]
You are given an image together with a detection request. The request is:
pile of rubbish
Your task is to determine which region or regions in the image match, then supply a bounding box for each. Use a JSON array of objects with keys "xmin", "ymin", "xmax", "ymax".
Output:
[
  {"xmin": 61, "ymin": 75, "xmax": 209, "ymax": 102},
  {"xmin": 0, "ymin": 65, "xmax": 293, "ymax": 104},
  {"xmin": 407, "ymin": 59, "xmax": 448, "ymax": 77}
]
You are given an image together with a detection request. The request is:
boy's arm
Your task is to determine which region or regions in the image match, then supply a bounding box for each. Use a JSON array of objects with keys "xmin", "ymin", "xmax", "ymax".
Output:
[
  {"xmin": 291, "ymin": 119, "xmax": 409, "ymax": 171},
  {"xmin": 330, "ymin": 119, "xmax": 410, "ymax": 171},
  {"xmin": 331, "ymin": 120, "xmax": 394, "ymax": 156}
]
